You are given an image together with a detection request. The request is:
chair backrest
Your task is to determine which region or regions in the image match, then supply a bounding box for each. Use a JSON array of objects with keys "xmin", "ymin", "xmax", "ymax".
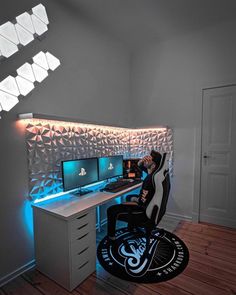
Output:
[{"xmin": 145, "ymin": 153, "xmax": 171, "ymax": 225}]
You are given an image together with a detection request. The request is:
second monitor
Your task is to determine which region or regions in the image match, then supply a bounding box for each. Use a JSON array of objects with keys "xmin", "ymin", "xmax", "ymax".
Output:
[{"xmin": 98, "ymin": 155, "xmax": 123, "ymax": 181}]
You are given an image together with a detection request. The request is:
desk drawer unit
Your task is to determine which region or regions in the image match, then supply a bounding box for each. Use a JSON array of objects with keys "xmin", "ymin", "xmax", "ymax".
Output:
[
  {"xmin": 69, "ymin": 210, "xmax": 96, "ymax": 290},
  {"xmin": 33, "ymin": 207, "xmax": 96, "ymax": 291},
  {"xmin": 70, "ymin": 211, "xmax": 95, "ymax": 242}
]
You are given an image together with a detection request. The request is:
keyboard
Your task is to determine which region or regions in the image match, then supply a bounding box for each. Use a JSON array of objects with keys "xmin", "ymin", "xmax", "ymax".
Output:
[{"xmin": 103, "ymin": 179, "xmax": 142, "ymax": 193}]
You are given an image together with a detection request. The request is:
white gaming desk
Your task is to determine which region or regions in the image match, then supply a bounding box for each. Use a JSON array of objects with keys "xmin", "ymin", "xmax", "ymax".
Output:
[{"xmin": 32, "ymin": 182, "xmax": 142, "ymax": 291}]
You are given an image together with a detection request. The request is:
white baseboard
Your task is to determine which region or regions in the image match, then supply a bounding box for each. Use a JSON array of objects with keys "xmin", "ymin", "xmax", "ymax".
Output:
[
  {"xmin": 0, "ymin": 260, "xmax": 35, "ymax": 288},
  {"xmin": 165, "ymin": 212, "xmax": 192, "ymax": 221},
  {"xmin": 191, "ymin": 212, "xmax": 200, "ymax": 223}
]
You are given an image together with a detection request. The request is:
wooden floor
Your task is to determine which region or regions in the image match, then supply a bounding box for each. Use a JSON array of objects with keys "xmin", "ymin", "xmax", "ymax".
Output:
[{"xmin": 1, "ymin": 220, "xmax": 236, "ymax": 295}]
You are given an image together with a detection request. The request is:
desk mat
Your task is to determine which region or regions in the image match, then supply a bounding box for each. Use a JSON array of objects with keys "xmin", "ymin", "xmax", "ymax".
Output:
[{"xmin": 97, "ymin": 227, "xmax": 189, "ymax": 283}]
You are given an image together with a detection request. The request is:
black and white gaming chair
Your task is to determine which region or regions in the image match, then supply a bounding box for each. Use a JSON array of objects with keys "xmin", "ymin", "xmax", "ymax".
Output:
[
  {"xmin": 120, "ymin": 152, "xmax": 171, "ymax": 246},
  {"xmin": 145, "ymin": 152, "xmax": 170, "ymax": 227}
]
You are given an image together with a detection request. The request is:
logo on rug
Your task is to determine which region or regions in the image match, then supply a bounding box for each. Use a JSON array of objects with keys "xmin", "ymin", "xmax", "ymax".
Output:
[{"xmin": 97, "ymin": 228, "xmax": 189, "ymax": 283}]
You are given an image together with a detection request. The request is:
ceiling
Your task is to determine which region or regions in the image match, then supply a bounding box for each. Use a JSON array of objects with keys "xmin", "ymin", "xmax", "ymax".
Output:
[{"xmin": 69, "ymin": 0, "xmax": 236, "ymax": 50}]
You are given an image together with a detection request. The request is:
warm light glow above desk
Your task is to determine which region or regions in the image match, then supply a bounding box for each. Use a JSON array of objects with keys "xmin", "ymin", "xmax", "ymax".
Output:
[{"xmin": 18, "ymin": 115, "xmax": 167, "ymax": 133}]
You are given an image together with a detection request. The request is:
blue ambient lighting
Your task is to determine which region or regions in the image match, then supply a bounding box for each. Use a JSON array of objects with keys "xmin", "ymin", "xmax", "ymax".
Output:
[
  {"xmin": 34, "ymin": 180, "xmax": 105, "ymax": 204},
  {"xmin": 22, "ymin": 200, "xmax": 34, "ymax": 237},
  {"xmin": 34, "ymin": 190, "xmax": 68, "ymax": 203},
  {"xmin": 29, "ymin": 172, "xmax": 62, "ymax": 200}
]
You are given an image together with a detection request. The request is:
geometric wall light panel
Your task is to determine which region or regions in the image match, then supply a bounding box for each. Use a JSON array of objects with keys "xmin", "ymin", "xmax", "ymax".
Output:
[
  {"xmin": 32, "ymin": 63, "xmax": 48, "ymax": 82},
  {"xmin": 0, "ymin": 91, "xmax": 19, "ymax": 111},
  {"xmin": 32, "ymin": 4, "xmax": 49, "ymax": 25},
  {"xmin": 17, "ymin": 62, "xmax": 36, "ymax": 82},
  {"xmin": 15, "ymin": 76, "xmax": 34, "ymax": 96},
  {"xmin": 0, "ymin": 51, "xmax": 60, "ymax": 116},
  {"xmin": 0, "ymin": 4, "xmax": 49, "ymax": 60},
  {"xmin": 45, "ymin": 52, "xmax": 61, "ymax": 71}
]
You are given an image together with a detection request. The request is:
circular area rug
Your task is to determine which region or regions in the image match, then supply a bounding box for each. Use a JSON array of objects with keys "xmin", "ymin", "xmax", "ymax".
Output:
[{"xmin": 97, "ymin": 227, "xmax": 189, "ymax": 283}]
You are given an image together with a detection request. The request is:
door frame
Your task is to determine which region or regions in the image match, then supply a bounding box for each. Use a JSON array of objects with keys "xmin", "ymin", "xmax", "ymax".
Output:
[{"xmin": 192, "ymin": 79, "xmax": 236, "ymax": 223}]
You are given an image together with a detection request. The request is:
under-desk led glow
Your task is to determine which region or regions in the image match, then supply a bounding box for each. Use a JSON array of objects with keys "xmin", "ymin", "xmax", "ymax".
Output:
[
  {"xmin": 34, "ymin": 180, "xmax": 106, "ymax": 204},
  {"xmin": 22, "ymin": 200, "xmax": 34, "ymax": 237},
  {"xmin": 34, "ymin": 191, "xmax": 69, "ymax": 204}
]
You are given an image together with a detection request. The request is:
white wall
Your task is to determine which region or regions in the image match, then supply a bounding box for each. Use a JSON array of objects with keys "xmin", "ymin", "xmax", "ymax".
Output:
[
  {"xmin": 0, "ymin": 0, "xmax": 130, "ymax": 282},
  {"xmin": 131, "ymin": 19, "xmax": 236, "ymax": 219}
]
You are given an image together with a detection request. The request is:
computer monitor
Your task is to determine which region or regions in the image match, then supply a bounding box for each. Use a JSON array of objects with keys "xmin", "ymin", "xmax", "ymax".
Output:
[
  {"xmin": 62, "ymin": 158, "xmax": 98, "ymax": 192},
  {"xmin": 123, "ymin": 158, "xmax": 143, "ymax": 179},
  {"xmin": 98, "ymin": 155, "xmax": 123, "ymax": 181}
]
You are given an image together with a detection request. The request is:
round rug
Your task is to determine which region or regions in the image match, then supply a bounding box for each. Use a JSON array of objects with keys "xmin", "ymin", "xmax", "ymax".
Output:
[{"xmin": 97, "ymin": 227, "xmax": 189, "ymax": 283}]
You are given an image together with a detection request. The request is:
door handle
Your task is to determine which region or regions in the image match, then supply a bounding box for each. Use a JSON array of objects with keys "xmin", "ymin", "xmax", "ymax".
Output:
[{"xmin": 203, "ymin": 153, "xmax": 210, "ymax": 159}]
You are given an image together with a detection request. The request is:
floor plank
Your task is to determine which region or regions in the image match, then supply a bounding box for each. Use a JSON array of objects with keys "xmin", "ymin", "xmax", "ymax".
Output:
[
  {"xmin": 176, "ymin": 232, "xmax": 236, "ymax": 259},
  {"xmin": 75, "ymin": 274, "xmax": 126, "ymax": 295},
  {"xmin": 177, "ymin": 232, "xmax": 236, "ymax": 257},
  {"xmin": 187, "ymin": 260, "xmax": 236, "ymax": 284},
  {"xmin": 169, "ymin": 273, "xmax": 233, "ymax": 295},
  {"xmin": 1, "ymin": 276, "xmax": 43, "ymax": 295},
  {"xmin": 183, "ymin": 266, "xmax": 236, "ymax": 294},
  {"xmin": 175, "ymin": 228, "xmax": 236, "ymax": 249},
  {"xmin": 177, "ymin": 221, "xmax": 236, "ymax": 242},
  {"xmin": 95, "ymin": 263, "xmax": 161, "ymax": 295},
  {"xmin": 22, "ymin": 269, "xmax": 79, "ymax": 295},
  {"xmin": 142, "ymin": 282, "xmax": 193, "ymax": 295},
  {"xmin": 1, "ymin": 219, "xmax": 236, "ymax": 295},
  {"xmin": 180, "ymin": 221, "xmax": 236, "ymax": 236},
  {"xmin": 179, "ymin": 237, "xmax": 236, "ymax": 263},
  {"xmin": 188, "ymin": 251, "xmax": 236, "ymax": 274}
]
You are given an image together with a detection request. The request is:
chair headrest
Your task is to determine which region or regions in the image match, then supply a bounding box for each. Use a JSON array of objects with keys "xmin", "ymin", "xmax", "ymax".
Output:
[
  {"xmin": 152, "ymin": 152, "xmax": 167, "ymax": 175},
  {"xmin": 150, "ymin": 150, "xmax": 162, "ymax": 169}
]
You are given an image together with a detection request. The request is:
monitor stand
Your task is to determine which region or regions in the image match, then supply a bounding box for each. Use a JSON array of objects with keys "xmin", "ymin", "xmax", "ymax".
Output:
[
  {"xmin": 80, "ymin": 189, "xmax": 92, "ymax": 196},
  {"xmin": 73, "ymin": 188, "xmax": 93, "ymax": 196}
]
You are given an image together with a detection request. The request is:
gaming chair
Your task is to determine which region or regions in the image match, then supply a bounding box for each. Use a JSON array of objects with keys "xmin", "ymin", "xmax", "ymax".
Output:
[{"xmin": 118, "ymin": 152, "xmax": 171, "ymax": 247}]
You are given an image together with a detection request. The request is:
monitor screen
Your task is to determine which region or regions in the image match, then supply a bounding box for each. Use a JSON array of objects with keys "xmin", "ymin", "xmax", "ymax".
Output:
[
  {"xmin": 98, "ymin": 155, "xmax": 123, "ymax": 180},
  {"xmin": 62, "ymin": 158, "xmax": 98, "ymax": 191}
]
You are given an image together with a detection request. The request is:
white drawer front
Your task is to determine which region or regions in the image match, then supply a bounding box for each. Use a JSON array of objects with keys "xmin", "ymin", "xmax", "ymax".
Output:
[
  {"xmin": 70, "ymin": 210, "xmax": 95, "ymax": 242},
  {"xmin": 71, "ymin": 243, "xmax": 96, "ymax": 271},
  {"xmin": 71, "ymin": 230, "xmax": 96, "ymax": 256},
  {"xmin": 71, "ymin": 256, "xmax": 96, "ymax": 289}
]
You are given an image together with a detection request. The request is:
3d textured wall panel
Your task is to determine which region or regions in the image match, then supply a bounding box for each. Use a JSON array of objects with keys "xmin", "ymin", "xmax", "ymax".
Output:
[
  {"xmin": 25, "ymin": 121, "xmax": 173, "ymax": 200},
  {"xmin": 130, "ymin": 129, "xmax": 174, "ymax": 176}
]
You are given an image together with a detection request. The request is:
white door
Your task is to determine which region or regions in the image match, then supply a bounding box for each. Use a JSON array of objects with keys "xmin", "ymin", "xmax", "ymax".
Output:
[{"xmin": 200, "ymin": 85, "xmax": 236, "ymax": 228}]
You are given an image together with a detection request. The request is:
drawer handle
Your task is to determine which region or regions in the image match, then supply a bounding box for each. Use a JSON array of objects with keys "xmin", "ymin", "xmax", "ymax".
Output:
[
  {"xmin": 78, "ymin": 261, "xmax": 89, "ymax": 270},
  {"xmin": 78, "ymin": 247, "xmax": 89, "ymax": 255},
  {"xmin": 77, "ymin": 233, "xmax": 88, "ymax": 240},
  {"xmin": 76, "ymin": 213, "xmax": 88, "ymax": 220},
  {"xmin": 77, "ymin": 223, "xmax": 88, "ymax": 230}
]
